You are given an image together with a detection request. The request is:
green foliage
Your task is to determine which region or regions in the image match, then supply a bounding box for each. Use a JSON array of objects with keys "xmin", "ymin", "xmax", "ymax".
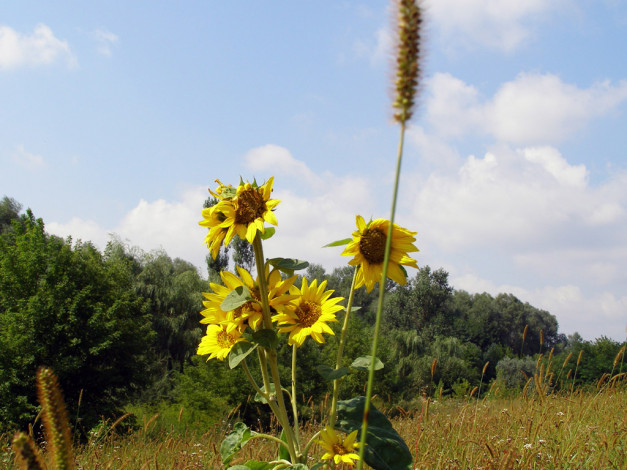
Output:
[
  {"xmin": 0, "ymin": 210, "xmax": 155, "ymax": 432},
  {"xmin": 495, "ymin": 356, "xmax": 537, "ymax": 390}
]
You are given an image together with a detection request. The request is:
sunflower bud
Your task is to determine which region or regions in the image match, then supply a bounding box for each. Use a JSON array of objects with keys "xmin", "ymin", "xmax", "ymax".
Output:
[{"xmin": 393, "ymin": 0, "xmax": 423, "ymax": 123}]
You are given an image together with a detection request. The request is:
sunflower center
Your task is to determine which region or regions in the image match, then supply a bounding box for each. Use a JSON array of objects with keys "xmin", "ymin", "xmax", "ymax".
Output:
[
  {"xmin": 216, "ymin": 330, "xmax": 236, "ymax": 349},
  {"xmin": 332, "ymin": 444, "xmax": 347, "ymax": 455},
  {"xmin": 295, "ymin": 301, "xmax": 322, "ymax": 327},
  {"xmin": 235, "ymin": 188, "xmax": 266, "ymax": 225},
  {"xmin": 359, "ymin": 228, "xmax": 386, "ymax": 264}
]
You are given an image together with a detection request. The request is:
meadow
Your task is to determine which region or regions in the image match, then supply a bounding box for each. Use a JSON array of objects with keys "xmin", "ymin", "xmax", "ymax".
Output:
[{"xmin": 3, "ymin": 380, "xmax": 625, "ymax": 470}]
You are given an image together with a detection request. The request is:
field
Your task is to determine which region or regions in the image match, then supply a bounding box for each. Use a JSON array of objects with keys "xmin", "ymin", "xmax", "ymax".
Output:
[{"xmin": 2, "ymin": 383, "xmax": 625, "ymax": 470}]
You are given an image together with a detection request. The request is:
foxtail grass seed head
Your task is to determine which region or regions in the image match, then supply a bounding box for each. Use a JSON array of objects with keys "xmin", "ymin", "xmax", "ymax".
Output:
[
  {"xmin": 430, "ymin": 358, "xmax": 437, "ymax": 379},
  {"xmin": 36, "ymin": 367, "xmax": 76, "ymax": 470},
  {"xmin": 392, "ymin": 0, "xmax": 423, "ymax": 123},
  {"xmin": 11, "ymin": 432, "xmax": 45, "ymax": 470}
]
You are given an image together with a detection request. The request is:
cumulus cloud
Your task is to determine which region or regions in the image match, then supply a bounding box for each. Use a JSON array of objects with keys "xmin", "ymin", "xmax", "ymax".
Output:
[
  {"xmin": 354, "ymin": 27, "xmax": 392, "ymax": 66},
  {"xmin": 47, "ymin": 187, "xmax": 210, "ymax": 274},
  {"xmin": 12, "ymin": 145, "xmax": 46, "ymax": 170},
  {"xmin": 423, "ymin": 72, "xmax": 627, "ymax": 145},
  {"xmin": 424, "ymin": 0, "xmax": 563, "ymax": 51},
  {"xmin": 92, "ymin": 28, "xmax": 118, "ymax": 57},
  {"xmin": 242, "ymin": 144, "xmax": 376, "ymax": 268},
  {"xmin": 45, "ymin": 145, "xmax": 626, "ymax": 340},
  {"xmin": 0, "ymin": 24, "xmax": 76, "ymax": 70}
]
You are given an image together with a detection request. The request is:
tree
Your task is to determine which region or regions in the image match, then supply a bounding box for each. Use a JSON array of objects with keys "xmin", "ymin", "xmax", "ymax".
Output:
[
  {"xmin": 0, "ymin": 211, "xmax": 154, "ymax": 432},
  {"xmin": 135, "ymin": 250, "xmax": 204, "ymax": 373},
  {"xmin": 0, "ymin": 196, "xmax": 22, "ymax": 235}
]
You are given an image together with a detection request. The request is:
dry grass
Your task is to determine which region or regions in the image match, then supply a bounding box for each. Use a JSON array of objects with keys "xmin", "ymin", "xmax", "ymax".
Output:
[{"xmin": 2, "ymin": 383, "xmax": 626, "ymax": 469}]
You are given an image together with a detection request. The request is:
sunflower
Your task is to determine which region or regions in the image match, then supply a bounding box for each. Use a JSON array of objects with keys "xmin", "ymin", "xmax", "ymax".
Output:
[
  {"xmin": 318, "ymin": 427, "xmax": 361, "ymax": 466},
  {"xmin": 199, "ymin": 178, "xmax": 280, "ymax": 255},
  {"xmin": 273, "ymin": 278, "xmax": 343, "ymax": 347},
  {"xmin": 341, "ymin": 215, "xmax": 418, "ymax": 292},
  {"xmin": 197, "ymin": 324, "xmax": 246, "ymax": 361},
  {"xmin": 200, "ymin": 266, "xmax": 297, "ymax": 333}
]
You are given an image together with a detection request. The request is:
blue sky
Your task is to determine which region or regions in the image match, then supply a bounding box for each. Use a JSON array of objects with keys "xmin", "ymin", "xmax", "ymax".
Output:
[{"xmin": 2, "ymin": 1, "xmax": 626, "ymax": 342}]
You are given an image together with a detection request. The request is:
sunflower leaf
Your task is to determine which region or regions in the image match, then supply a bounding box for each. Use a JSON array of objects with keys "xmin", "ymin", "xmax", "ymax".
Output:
[
  {"xmin": 260, "ymin": 227, "xmax": 275, "ymax": 240},
  {"xmin": 251, "ymin": 329, "xmax": 279, "ymax": 349},
  {"xmin": 253, "ymin": 383, "xmax": 278, "ymax": 404},
  {"xmin": 337, "ymin": 396, "xmax": 412, "ymax": 470},
  {"xmin": 267, "ymin": 258, "xmax": 309, "ymax": 275},
  {"xmin": 322, "ymin": 238, "xmax": 352, "ymax": 248},
  {"xmin": 351, "ymin": 356, "xmax": 384, "ymax": 371},
  {"xmin": 317, "ymin": 364, "xmax": 349, "ymax": 381},
  {"xmin": 221, "ymin": 285, "xmax": 252, "ymax": 311},
  {"xmin": 220, "ymin": 422, "xmax": 257, "ymax": 466},
  {"xmin": 228, "ymin": 342, "xmax": 258, "ymax": 369},
  {"xmin": 277, "ymin": 429, "xmax": 290, "ymax": 461}
]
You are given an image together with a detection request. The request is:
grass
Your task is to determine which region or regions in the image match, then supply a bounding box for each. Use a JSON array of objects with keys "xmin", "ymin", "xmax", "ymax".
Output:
[{"xmin": 2, "ymin": 381, "xmax": 625, "ymax": 470}]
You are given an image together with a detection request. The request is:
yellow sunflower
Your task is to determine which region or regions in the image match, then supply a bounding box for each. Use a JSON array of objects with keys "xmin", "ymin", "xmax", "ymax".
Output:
[
  {"xmin": 199, "ymin": 204, "xmax": 229, "ymax": 260},
  {"xmin": 318, "ymin": 427, "xmax": 361, "ymax": 466},
  {"xmin": 341, "ymin": 215, "xmax": 418, "ymax": 292},
  {"xmin": 273, "ymin": 278, "xmax": 343, "ymax": 347},
  {"xmin": 197, "ymin": 323, "xmax": 246, "ymax": 361},
  {"xmin": 199, "ymin": 178, "xmax": 280, "ymax": 254},
  {"xmin": 200, "ymin": 266, "xmax": 297, "ymax": 333}
]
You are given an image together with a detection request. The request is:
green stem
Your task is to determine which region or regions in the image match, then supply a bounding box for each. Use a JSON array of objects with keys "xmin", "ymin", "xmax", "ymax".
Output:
[
  {"xmin": 302, "ymin": 429, "xmax": 322, "ymax": 459},
  {"xmin": 252, "ymin": 235, "xmax": 300, "ymax": 462},
  {"xmin": 291, "ymin": 344, "xmax": 301, "ymax": 446},
  {"xmin": 356, "ymin": 121, "xmax": 407, "ymax": 469},
  {"xmin": 328, "ymin": 267, "xmax": 358, "ymax": 429}
]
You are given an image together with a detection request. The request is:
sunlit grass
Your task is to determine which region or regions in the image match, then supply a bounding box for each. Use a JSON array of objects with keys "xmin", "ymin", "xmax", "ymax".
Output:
[{"xmin": 2, "ymin": 381, "xmax": 625, "ymax": 470}]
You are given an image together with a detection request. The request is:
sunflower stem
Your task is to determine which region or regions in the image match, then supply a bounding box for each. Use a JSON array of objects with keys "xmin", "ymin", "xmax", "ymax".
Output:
[
  {"xmin": 328, "ymin": 266, "xmax": 358, "ymax": 429},
  {"xmin": 252, "ymin": 235, "xmax": 300, "ymax": 462},
  {"xmin": 356, "ymin": 121, "xmax": 407, "ymax": 469},
  {"xmin": 291, "ymin": 344, "xmax": 301, "ymax": 446}
]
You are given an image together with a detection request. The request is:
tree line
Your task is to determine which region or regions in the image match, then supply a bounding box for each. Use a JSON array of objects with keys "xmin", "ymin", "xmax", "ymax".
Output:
[{"xmin": 0, "ymin": 196, "xmax": 623, "ymax": 434}]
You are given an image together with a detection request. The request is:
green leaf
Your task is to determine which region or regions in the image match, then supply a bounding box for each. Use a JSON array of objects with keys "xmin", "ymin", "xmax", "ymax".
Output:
[
  {"xmin": 290, "ymin": 465, "xmax": 309, "ymax": 470},
  {"xmin": 310, "ymin": 463, "xmax": 325, "ymax": 470},
  {"xmin": 228, "ymin": 341, "xmax": 258, "ymax": 369},
  {"xmin": 221, "ymin": 285, "xmax": 251, "ymax": 311},
  {"xmin": 316, "ymin": 364, "xmax": 349, "ymax": 381},
  {"xmin": 277, "ymin": 429, "xmax": 290, "ymax": 461},
  {"xmin": 260, "ymin": 227, "xmax": 276, "ymax": 240},
  {"xmin": 251, "ymin": 329, "xmax": 279, "ymax": 349},
  {"xmin": 267, "ymin": 257, "xmax": 309, "ymax": 275},
  {"xmin": 322, "ymin": 238, "xmax": 352, "ymax": 248},
  {"xmin": 337, "ymin": 396, "xmax": 412, "ymax": 470},
  {"xmin": 253, "ymin": 383, "xmax": 276, "ymax": 404},
  {"xmin": 221, "ymin": 422, "xmax": 256, "ymax": 466},
  {"xmin": 351, "ymin": 356, "xmax": 384, "ymax": 371}
]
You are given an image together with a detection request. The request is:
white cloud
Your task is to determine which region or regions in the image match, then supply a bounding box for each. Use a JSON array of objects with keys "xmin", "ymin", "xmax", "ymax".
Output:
[
  {"xmin": 92, "ymin": 28, "xmax": 118, "ymax": 57},
  {"xmin": 411, "ymin": 145, "xmax": 627, "ymax": 251},
  {"xmin": 12, "ymin": 145, "xmax": 46, "ymax": 170},
  {"xmin": 424, "ymin": 0, "xmax": 562, "ymax": 51},
  {"xmin": 0, "ymin": 24, "xmax": 76, "ymax": 70},
  {"xmin": 244, "ymin": 144, "xmax": 324, "ymax": 189},
  {"xmin": 354, "ymin": 27, "xmax": 392, "ymax": 66},
  {"xmin": 424, "ymin": 72, "xmax": 627, "ymax": 145},
  {"xmin": 47, "ymin": 187, "xmax": 210, "ymax": 274}
]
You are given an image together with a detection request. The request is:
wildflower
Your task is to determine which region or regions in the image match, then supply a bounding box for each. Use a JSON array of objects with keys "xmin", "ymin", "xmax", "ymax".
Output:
[
  {"xmin": 318, "ymin": 428, "xmax": 360, "ymax": 466},
  {"xmin": 197, "ymin": 324, "xmax": 246, "ymax": 361},
  {"xmin": 524, "ymin": 443, "xmax": 533, "ymax": 450},
  {"xmin": 199, "ymin": 178, "xmax": 280, "ymax": 257},
  {"xmin": 274, "ymin": 278, "xmax": 343, "ymax": 347},
  {"xmin": 200, "ymin": 266, "xmax": 297, "ymax": 332},
  {"xmin": 341, "ymin": 215, "xmax": 418, "ymax": 292}
]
